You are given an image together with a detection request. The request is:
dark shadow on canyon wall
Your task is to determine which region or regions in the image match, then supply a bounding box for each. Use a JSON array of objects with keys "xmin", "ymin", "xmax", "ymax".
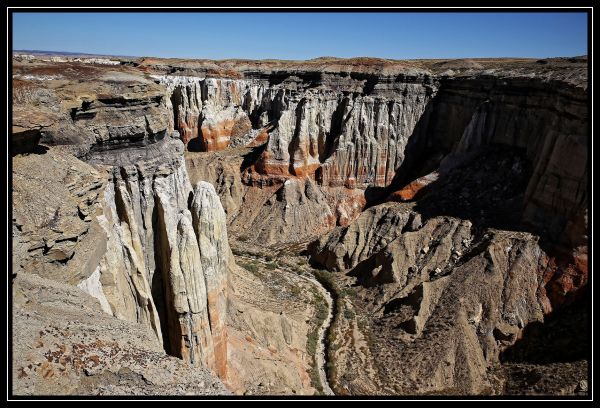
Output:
[
  {"xmin": 151, "ymin": 203, "xmax": 172, "ymax": 356},
  {"xmin": 409, "ymin": 145, "xmax": 534, "ymax": 234},
  {"xmin": 500, "ymin": 296, "xmax": 588, "ymax": 364},
  {"xmin": 363, "ymin": 185, "xmax": 388, "ymax": 205},
  {"xmin": 12, "ymin": 129, "xmax": 47, "ymax": 156},
  {"xmin": 364, "ymin": 79, "xmax": 489, "ymax": 208},
  {"xmin": 187, "ymin": 136, "xmax": 204, "ymax": 152},
  {"xmin": 240, "ymin": 143, "xmax": 267, "ymax": 173},
  {"xmin": 362, "ymin": 78, "xmax": 552, "ymax": 241},
  {"xmin": 404, "ymin": 81, "xmax": 484, "ymax": 184}
]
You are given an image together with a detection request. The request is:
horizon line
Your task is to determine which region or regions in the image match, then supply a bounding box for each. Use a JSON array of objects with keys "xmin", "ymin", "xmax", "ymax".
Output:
[{"xmin": 12, "ymin": 49, "xmax": 588, "ymax": 62}]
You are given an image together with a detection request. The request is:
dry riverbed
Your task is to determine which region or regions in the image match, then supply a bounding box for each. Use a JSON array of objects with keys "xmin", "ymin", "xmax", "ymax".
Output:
[{"xmin": 229, "ymin": 241, "xmax": 335, "ymax": 395}]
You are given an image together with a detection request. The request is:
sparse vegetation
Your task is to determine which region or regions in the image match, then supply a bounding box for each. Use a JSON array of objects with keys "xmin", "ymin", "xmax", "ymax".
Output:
[
  {"xmin": 239, "ymin": 260, "xmax": 259, "ymax": 274},
  {"xmin": 305, "ymin": 288, "xmax": 329, "ymax": 395},
  {"xmin": 231, "ymin": 243, "xmax": 340, "ymax": 394},
  {"xmin": 341, "ymin": 287, "xmax": 357, "ymax": 298},
  {"xmin": 290, "ymin": 285, "xmax": 302, "ymax": 296},
  {"xmin": 306, "ymin": 331, "xmax": 323, "ymax": 393},
  {"xmin": 343, "ymin": 308, "xmax": 356, "ymax": 320}
]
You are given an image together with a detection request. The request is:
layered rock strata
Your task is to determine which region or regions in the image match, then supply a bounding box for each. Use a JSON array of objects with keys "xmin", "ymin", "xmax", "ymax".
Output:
[
  {"xmin": 157, "ymin": 63, "xmax": 586, "ymax": 251},
  {"xmin": 12, "ymin": 63, "xmax": 234, "ymax": 394},
  {"xmin": 13, "ymin": 136, "xmax": 232, "ymax": 382},
  {"xmin": 185, "ymin": 150, "xmax": 366, "ymax": 245},
  {"xmin": 153, "ymin": 75, "xmax": 255, "ymax": 151},
  {"xmin": 156, "ymin": 73, "xmax": 434, "ymax": 190}
]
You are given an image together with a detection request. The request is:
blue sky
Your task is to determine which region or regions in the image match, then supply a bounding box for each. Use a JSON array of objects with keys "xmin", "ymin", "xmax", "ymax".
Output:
[{"xmin": 12, "ymin": 12, "xmax": 588, "ymax": 60}]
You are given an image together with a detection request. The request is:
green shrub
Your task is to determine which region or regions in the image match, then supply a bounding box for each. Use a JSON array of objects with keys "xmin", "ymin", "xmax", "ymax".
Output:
[
  {"xmin": 341, "ymin": 287, "xmax": 357, "ymax": 298},
  {"xmin": 240, "ymin": 261, "xmax": 258, "ymax": 273}
]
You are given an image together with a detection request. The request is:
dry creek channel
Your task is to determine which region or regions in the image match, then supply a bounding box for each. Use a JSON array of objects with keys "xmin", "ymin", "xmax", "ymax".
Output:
[{"xmin": 235, "ymin": 252, "xmax": 335, "ymax": 395}]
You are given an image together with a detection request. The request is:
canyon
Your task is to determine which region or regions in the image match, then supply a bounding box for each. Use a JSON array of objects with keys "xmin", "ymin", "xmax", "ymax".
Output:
[{"xmin": 11, "ymin": 54, "xmax": 589, "ymax": 396}]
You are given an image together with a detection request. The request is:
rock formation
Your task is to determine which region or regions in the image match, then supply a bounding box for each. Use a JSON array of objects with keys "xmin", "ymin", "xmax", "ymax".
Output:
[
  {"xmin": 154, "ymin": 69, "xmax": 434, "ymax": 190},
  {"xmin": 12, "ymin": 54, "xmax": 588, "ymax": 396},
  {"xmin": 12, "ymin": 272, "xmax": 229, "ymax": 396},
  {"xmin": 12, "ymin": 62, "xmax": 235, "ymax": 394},
  {"xmin": 190, "ymin": 182, "xmax": 231, "ymax": 377},
  {"xmin": 149, "ymin": 58, "xmax": 586, "ymax": 254},
  {"xmin": 308, "ymin": 145, "xmax": 588, "ymax": 394}
]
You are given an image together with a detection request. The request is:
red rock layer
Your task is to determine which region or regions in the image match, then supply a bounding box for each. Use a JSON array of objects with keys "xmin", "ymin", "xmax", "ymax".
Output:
[
  {"xmin": 177, "ymin": 121, "xmax": 199, "ymax": 145},
  {"xmin": 540, "ymin": 245, "xmax": 588, "ymax": 313},
  {"xmin": 253, "ymin": 156, "xmax": 291, "ymax": 178},
  {"xmin": 199, "ymin": 120, "xmax": 235, "ymax": 151},
  {"xmin": 207, "ymin": 287, "xmax": 228, "ymax": 379},
  {"xmin": 387, "ymin": 172, "xmax": 439, "ymax": 202},
  {"xmin": 291, "ymin": 162, "xmax": 321, "ymax": 178}
]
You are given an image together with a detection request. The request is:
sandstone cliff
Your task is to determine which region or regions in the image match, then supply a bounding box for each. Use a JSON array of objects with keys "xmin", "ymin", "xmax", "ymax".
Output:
[
  {"xmin": 154, "ymin": 69, "xmax": 434, "ymax": 187},
  {"xmin": 12, "ymin": 62, "xmax": 235, "ymax": 393},
  {"xmin": 152, "ymin": 57, "xmax": 586, "ymax": 251}
]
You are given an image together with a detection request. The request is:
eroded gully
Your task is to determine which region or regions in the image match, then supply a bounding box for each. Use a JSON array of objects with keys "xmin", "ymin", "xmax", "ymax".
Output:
[{"xmin": 235, "ymin": 252, "xmax": 335, "ymax": 396}]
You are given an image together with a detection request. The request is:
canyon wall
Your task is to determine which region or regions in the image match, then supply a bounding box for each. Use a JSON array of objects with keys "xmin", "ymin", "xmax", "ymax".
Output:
[
  {"xmin": 158, "ymin": 64, "xmax": 587, "ymax": 394},
  {"xmin": 154, "ymin": 75, "xmax": 256, "ymax": 151},
  {"xmin": 305, "ymin": 74, "xmax": 587, "ymax": 393},
  {"xmin": 154, "ymin": 70, "xmax": 437, "ymax": 245},
  {"xmin": 95, "ymin": 145, "xmax": 231, "ymax": 378},
  {"xmin": 158, "ymin": 66, "xmax": 586, "ymax": 251},
  {"xmin": 155, "ymin": 71, "xmax": 435, "ymax": 189},
  {"xmin": 389, "ymin": 76, "xmax": 588, "ymax": 248},
  {"xmin": 12, "ymin": 56, "xmax": 588, "ymax": 396},
  {"xmin": 12, "ymin": 66, "xmax": 234, "ymax": 393}
]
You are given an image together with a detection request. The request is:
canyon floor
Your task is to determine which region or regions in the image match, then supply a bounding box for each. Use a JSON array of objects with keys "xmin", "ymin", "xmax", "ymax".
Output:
[{"xmin": 11, "ymin": 53, "xmax": 589, "ymax": 397}]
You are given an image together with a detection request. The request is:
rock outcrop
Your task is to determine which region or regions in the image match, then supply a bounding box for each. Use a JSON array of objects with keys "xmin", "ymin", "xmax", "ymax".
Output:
[
  {"xmin": 12, "ymin": 272, "xmax": 228, "ymax": 396},
  {"xmin": 190, "ymin": 182, "xmax": 231, "ymax": 377},
  {"xmin": 97, "ymin": 146, "xmax": 232, "ymax": 377},
  {"xmin": 155, "ymin": 59, "xmax": 586, "ymax": 251},
  {"xmin": 12, "ymin": 61, "xmax": 234, "ymax": 395},
  {"xmin": 160, "ymin": 75, "xmax": 203, "ymax": 145},
  {"xmin": 185, "ymin": 149, "xmax": 366, "ymax": 245},
  {"xmin": 154, "ymin": 75, "xmax": 255, "ymax": 151},
  {"xmin": 157, "ymin": 72, "xmax": 434, "ymax": 190},
  {"xmin": 185, "ymin": 151, "xmax": 245, "ymax": 218},
  {"xmin": 12, "ymin": 149, "xmax": 107, "ymax": 284},
  {"xmin": 377, "ymin": 232, "xmax": 550, "ymax": 394},
  {"xmin": 389, "ymin": 76, "xmax": 588, "ymax": 248},
  {"xmin": 309, "ymin": 203, "xmax": 416, "ymax": 272}
]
